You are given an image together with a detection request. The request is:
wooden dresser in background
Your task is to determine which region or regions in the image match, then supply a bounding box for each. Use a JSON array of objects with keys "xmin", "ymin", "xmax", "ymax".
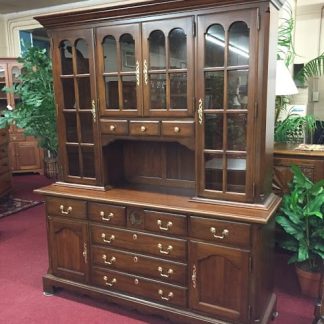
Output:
[
  {"xmin": 0, "ymin": 128, "xmax": 11, "ymax": 198},
  {"xmin": 273, "ymin": 143, "xmax": 324, "ymax": 195},
  {"xmin": 0, "ymin": 58, "xmax": 43, "ymax": 175}
]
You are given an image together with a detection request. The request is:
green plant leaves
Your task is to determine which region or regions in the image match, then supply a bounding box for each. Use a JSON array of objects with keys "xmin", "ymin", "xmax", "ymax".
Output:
[{"xmin": 276, "ymin": 165, "xmax": 324, "ymax": 271}]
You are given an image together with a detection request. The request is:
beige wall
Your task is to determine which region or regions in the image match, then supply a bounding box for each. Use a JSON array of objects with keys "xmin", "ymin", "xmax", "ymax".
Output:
[{"xmin": 0, "ymin": 15, "xmax": 8, "ymax": 56}]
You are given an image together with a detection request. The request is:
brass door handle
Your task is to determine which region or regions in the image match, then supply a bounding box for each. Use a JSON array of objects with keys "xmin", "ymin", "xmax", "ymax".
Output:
[
  {"xmin": 157, "ymin": 220, "xmax": 173, "ymax": 231},
  {"xmin": 101, "ymin": 233, "xmax": 115, "ymax": 244},
  {"xmin": 82, "ymin": 243, "xmax": 88, "ymax": 264},
  {"xmin": 192, "ymin": 264, "xmax": 197, "ymax": 288},
  {"xmin": 59, "ymin": 205, "xmax": 72, "ymax": 215},
  {"xmin": 210, "ymin": 227, "xmax": 229, "ymax": 239},
  {"xmin": 157, "ymin": 243, "xmax": 173, "ymax": 255},
  {"xmin": 136, "ymin": 60, "xmax": 140, "ymax": 86},
  {"xmin": 198, "ymin": 98, "xmax": 203, "ymax": 125}
]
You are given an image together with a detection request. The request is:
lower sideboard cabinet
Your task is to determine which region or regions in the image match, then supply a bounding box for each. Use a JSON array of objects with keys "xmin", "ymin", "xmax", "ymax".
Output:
[{"xmin": 39, "ymin": 191, "xmax": 278, "ymax": 324}]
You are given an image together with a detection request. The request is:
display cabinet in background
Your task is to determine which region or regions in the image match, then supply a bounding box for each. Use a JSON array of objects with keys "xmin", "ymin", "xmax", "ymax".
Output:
[
  {"xmin": 0, "ymin": 58, "xmax": 43, "ymax": 175},
  {"xmin": 35, "ymin": 1, "xmax": 284, "ymax": 323}
]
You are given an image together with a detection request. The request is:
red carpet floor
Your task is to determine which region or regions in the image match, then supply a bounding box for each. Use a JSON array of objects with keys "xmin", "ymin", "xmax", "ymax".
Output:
[{"xmin": 0, "ymin": 174, "xmax": 314, "ymax": 324}]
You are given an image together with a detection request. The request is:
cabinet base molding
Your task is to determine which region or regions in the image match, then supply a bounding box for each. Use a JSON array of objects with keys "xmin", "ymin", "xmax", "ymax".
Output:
[{"xmin": 43, "ymin": 274, "xmax": 276, "ymax": 324}]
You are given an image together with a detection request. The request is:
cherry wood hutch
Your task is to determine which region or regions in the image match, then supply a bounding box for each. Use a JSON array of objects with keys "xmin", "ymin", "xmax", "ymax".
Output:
[{"xmin": 35, "ymin": 0, "xmax": 283, "ymax": 323}]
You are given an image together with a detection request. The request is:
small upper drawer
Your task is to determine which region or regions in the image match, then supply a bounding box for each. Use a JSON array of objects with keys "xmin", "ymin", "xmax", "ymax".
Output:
[
  {"xmin": 46, "ymin": 196, "xmax": 87, "ymax": 219},
  {"xmin": 161, "ymin": 121, "xmax": 194, "ymax": 138},
  {"xmin": 0, "ymin": 130, "xmax": 8, "ymax": 145},
  {"xmin": 129, "ymin": 121, "xmax": 160, "ymax": 136},
  {"xmin": 101, "ymin": 120, "xmax": 128, "ymax": 136},
  {"xmin": 144, "ymin": 210, "xmax": 187, "ymax": 236},
  {"xmin": 189, "ymin": 216, "xmax": 251, "ymax": 248},
  {"xmin": 88, "ymin": 202, "xmax": 126, "ymax": 226}
]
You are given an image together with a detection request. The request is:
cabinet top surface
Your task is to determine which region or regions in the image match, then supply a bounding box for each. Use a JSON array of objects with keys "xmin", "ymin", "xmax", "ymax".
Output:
[
  {"xmin": 35, "ymin": 0, "xmax": 284, "ymax": 28},
  {"xmin": 274, "ymin": 143, "xmax": 324, "ymax": 158},
  {"xmin": 36, "ymin": 184, "xmax": 281, "ymax": 224}
]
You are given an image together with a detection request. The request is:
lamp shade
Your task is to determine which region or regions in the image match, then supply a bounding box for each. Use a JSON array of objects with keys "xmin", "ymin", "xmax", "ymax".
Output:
[{"xmin": 275, "ymin": 60, "xmax": 298, "ymax": 96}]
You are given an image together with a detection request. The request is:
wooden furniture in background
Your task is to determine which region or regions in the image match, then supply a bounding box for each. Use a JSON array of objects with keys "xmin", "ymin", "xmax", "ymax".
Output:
[
  {"xmin": 35, "ymin": 1, "xmax": 283, "ymax": 323},
  {"xmin": 0, "ymin": 128, "xmax": 11, "ymax": 198},
  {"xmin": 0, "ymin": 58, "xmax": 43, "ymax": 175},
  {"xmin": 273, "ymin": 143, "xmax": 324, "ymax": 195}
]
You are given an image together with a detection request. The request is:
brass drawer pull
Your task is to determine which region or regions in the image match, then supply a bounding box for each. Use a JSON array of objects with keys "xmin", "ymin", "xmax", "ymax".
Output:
[
  {"xmin": 158, "ymin": 289, "xmax": 174, "ymax": 301},
  {"xmin": 174, "ymin": 126, "xmax": 180, "ymax": 133},
  {"xmin": 134, "ymin": 278, "xmax": 139, "ymax": 285},
  {"xmin": 101, "ymin": 233, "xmax": 115, "ymax": 244},
  {"xmin": 109, "ymin": 125, "xmax": 116, "ymax": 131},
  {"xmin": 157, "ymin": 243, "xmax": 173, "ymax": 255},
  {"xmin": 103, "ymin": 276, "xmax": 117, "ymax": 287},
  {"xmin": 140, "ymin": 125, "xmax": 146, "ymax": 132},
  {"xmin": 158, "ymin": 266, "xmax": 173, "ymax": 278},
  {"xmin": 133, "ymin": 256, "xmax": 138, "ymax": 263},
  {"xmin": 210, "ymin": 227, "xmax": 229, "ymax": 239},
  {"xmin": 100, "ymin": 211, "xmax": 114, "ymax": 221},
  {"xmin": 157, "ymin": 220, "xmax": 173, "ymax": 231},
  {"xmin": 59, "ymin": 205, "xmax": 72, "ymax": 215},
  {"xmin": 102, "ymin": 254, "xmax": 116, "ymax": 265}
]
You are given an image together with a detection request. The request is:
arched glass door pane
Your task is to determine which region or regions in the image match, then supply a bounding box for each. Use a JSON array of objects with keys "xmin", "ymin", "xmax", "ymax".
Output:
[
  {"xmin": 169, "ymin": 28, "xmax": 187, "ymax": 69},
  {"xmin": 120, "ymin": 34, "xmax": 136, "ymax": 72},
  {"xmin": 103, "ymin": 36, "xmax": 117, "ymax": 73},
  {"xmin": 205, "ymin": 24, "xmax": 225, "ymax": 67},
  {"xmin": 60, "ymin": 40, "xmax": 73, "ymax": 75},
  {"xmin": 75, "ymin": 39, "xmax": 89, "ymax": 74},
  {"xmin": 149, "ymin": 30, "xmax": 165, "ymax": 70}
]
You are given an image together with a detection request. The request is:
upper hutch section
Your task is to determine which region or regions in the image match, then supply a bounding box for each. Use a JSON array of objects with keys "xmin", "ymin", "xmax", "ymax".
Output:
[{"xmin": 35, "ymin": 0, "xmax": 283, "ymax": 203}]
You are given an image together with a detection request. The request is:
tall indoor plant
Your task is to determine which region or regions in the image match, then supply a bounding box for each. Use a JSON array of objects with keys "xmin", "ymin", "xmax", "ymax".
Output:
[
  {"xmin": 276, "ymin": 165, "xmax": 324, "ymax": 297},
  {"xmin": 0, "ymin": 47, "xmax": 58, "ymax": 176}
]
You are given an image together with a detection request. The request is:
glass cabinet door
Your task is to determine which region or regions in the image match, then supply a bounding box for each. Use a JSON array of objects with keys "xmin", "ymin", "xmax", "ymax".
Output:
[
  {"xmin": 96, "ymin": 24, "xmax": 142, "ymax": 117},
  {"xmin": 196, "ymin": 10, "xmax": 257, "ymax": 202},
  {"xmin": 8, "ymin": 64, "xmax": 22, "ymax": 107},
  {"xmin": 53, "ymin": 29, "xmax": 100, "ymax": 185},
  {"xmin": 142, "ymin": 17, "xmax": 194, "ymax": 117}
]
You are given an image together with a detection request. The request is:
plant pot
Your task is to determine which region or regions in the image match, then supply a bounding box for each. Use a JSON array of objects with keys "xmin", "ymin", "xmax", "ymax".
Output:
[
  {"xmin": 296, "ymin": 265, "xmax": 322, "ymax": 298},
  {"xmin": 44, "ymin": 157, "xmax": 58, "ymax": 179}
]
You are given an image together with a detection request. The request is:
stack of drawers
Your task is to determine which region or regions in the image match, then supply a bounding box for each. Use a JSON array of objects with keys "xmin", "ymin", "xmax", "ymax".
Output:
[
  {"xmin": 89, "ymin": 203, "xmax": 188, "ymax": 307},
  {"xmin": 0, "ymin": 128, "xmax": 11, "ymax": 198}
]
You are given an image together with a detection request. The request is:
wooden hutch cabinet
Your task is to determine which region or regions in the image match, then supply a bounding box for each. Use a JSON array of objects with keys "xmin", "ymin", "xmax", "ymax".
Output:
[
  {"xmin": 0, "ymin": 58, "xmax": 43, "ymax": 175},
  {"xmin": 35, "ymin": 1, "xmax": 283, "ymax": 323}
]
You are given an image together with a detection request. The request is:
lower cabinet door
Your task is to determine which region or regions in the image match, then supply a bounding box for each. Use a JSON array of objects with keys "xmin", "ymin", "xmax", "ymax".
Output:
[
  {"xmin": 189, "ymin": 240, "xmax": 250, "ymax": 323},
  {"xmin": 49, "ymin": 217, "xmax": 89, "ymax": 283}
]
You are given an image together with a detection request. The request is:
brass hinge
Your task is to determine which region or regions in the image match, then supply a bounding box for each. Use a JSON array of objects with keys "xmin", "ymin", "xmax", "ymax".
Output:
[
  {"xmin": 254, "ymin": 102, "xmax": 258, "ymax": 119},
  {"xmin": 252, "ymin": 182, "xmax": 256, "ymax": 197},
  {"xmin": 257, "ymin": 8, "xmax": 260, "ymax": 31},
  {"xmin": 249, "ymin": 256, "xmax": 253, "ymax": 273},
  {"xmin": 248, "ymin": 305, "xmax": 253, "ymax": 321},
  {"xmin": 193, "ymin": 21, "xmax": 196, "ymax": 37}
]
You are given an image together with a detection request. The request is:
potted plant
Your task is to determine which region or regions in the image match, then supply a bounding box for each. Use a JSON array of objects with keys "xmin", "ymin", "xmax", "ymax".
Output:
[
  {"xmin": 276, "ymin": 164, "xmax": 324, "ymax": 297},
  {"xmin": 0, "ymin": 47, "xmax": 58, "ymax": 177}
]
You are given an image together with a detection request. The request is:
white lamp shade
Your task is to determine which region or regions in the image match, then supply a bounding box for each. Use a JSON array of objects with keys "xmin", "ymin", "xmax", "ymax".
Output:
[{"xmin": 275, "ymin": 60, "xmax": 298, "ymax": 96}]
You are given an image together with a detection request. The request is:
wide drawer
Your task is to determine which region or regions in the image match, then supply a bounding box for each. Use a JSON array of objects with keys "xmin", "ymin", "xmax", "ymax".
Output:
[
  {"xmin": 161, "ymin": 121, "xmax": 194, "ymax": 138},
  {"xmin": 189, "ymin": 216, "xmax": 251, "ymax": 248},
  {"xmin": 0, "ymin": 157, "xmax": 9, "ymax": 175},
  {"xmin": 101, "ymin": 120, "xmax": 128, "ymax": 136},
  {"xmin": 92, "ymin": 268, "xmax": 187, "ymax": 308},
  {"xmin": 129, "ymin": 121, "xmax": 160, "ymax": 136},
  {"xmin": 144, "ymin": 210, "xmax": 187, "ymax": 236},
  {"xmin": 92, "ymin": 246, "xmax": 187, "ymax": 286},
  {"xmin": 88, "ymin": 202, "xmax": 126, "ymax": 226},
  {"xmin": 0, "ymin": 130, "xmax": 8, "ymax": 145},
  {"xmin": 91, "ymin": 225, "xmax": 187, "ymax": 261},
  {"xmin": 46, "ymin": 196, "xmax": 87, "ymax": 219}
]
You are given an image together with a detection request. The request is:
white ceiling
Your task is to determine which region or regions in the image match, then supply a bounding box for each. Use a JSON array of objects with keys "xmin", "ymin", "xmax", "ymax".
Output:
[{"xmin": 0, "ymin": 0, "xmax": 88, "ymax": 14}]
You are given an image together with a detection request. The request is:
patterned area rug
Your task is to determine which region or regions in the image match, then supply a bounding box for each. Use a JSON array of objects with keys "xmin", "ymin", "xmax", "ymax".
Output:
[{"xmin": 0, "ymin": 197, "xmax": 42, "ymax": 219}]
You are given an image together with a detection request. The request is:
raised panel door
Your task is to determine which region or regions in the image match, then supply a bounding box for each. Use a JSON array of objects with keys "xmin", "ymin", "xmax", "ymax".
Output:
[
  {"xmin": 189, "ymin": 240, "xmax": 250, "ymax": 323},
  {"xmin": 49, "ymin": 217, "xmax": 89, "ymax": 283},
  {"xmin": 196, "ymin": 9, "xmax": 258, "ymax": 202},
  {"xmin": 14, "ymin": 141, "xmax": 42, "ymax": 172},
  {"xmin": 142, "ymin": 16, "xmax": 194, "ymax": 117},
  {"xmin": 52, "ymin": 29, "xmax": 102, "ymax": 185}
]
